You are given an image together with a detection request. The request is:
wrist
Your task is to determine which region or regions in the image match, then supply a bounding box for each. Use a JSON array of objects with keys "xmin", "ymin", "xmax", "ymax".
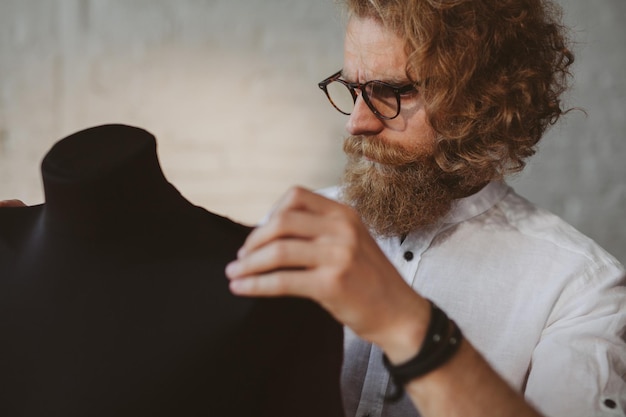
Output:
[
  {"xmin": 382, "ymin": 301, "xmax": 463, "ymax": 400},
  {"xmin": 376, "ymin": 294, "xmax": 431, "ymax": 364}
]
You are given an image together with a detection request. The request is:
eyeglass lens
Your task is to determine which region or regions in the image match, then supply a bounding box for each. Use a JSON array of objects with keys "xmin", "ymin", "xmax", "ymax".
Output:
[{"xmin": 326, "ymin": 80, "xmax": 399, "ymax": 119}]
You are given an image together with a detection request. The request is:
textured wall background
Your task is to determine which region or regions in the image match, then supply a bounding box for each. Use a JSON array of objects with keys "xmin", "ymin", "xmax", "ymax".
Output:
[{"xmin": 0, "ymin": 0, "xmax": 624, "ymax": 263}]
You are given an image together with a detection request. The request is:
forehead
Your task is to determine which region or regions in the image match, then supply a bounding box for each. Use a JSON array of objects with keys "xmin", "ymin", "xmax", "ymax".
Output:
[{"xmin": 343, "ymin": 16, "xmax": 409, "ymax": 82}]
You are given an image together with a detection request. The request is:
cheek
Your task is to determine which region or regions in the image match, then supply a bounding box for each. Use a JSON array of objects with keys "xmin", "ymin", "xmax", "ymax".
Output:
[{"xmin": 385, "ymin": 109, "xmax": 436, "ymax": 153}]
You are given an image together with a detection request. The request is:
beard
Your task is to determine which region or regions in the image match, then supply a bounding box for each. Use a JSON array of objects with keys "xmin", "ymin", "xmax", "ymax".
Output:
[{"xmin": 340, "ymin": 135, "xmax": 459, "ymax": 238}]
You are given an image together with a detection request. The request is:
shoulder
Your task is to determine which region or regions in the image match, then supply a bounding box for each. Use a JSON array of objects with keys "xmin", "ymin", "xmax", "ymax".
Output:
[
  {"xmin": 499, "ymin": 187, "xmax": 621, "ymax": 267},
  {"xmin": 478, "ymin": 186, "xmax": 625, "ymax": 291},
  {"xmin": 438, "ymin": 182, "xmax": 624, "ymax": 291}
]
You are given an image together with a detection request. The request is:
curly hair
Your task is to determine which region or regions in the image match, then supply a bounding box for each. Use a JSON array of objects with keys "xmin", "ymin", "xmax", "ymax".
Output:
[{"xmin": 343, "ymin": 0, "xmax": 574, "ymax": 187}]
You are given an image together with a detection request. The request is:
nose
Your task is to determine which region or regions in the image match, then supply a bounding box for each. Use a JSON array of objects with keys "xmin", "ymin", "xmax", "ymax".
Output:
[{"xmin": 345, "ymin": 95, "xmax": 384, "ymax": 136}]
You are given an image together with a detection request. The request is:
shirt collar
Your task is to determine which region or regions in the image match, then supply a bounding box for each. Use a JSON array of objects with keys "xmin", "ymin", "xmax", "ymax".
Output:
[{"xmin": 442, "ymin": 181, "xmax": 510, "ymax": 225}]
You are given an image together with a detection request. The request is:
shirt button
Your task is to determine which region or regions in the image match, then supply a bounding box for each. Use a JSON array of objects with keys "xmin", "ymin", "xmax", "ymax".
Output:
[
  {"xmin": 403, "ymin": 251, "xmax": 414, "ymax": 261},
  {"xmin": 603, "ymin": 399, "xmax": 617, "ymax": 409}
]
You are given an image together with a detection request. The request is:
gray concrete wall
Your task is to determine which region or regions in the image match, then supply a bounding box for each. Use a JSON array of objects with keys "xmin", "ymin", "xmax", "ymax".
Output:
[{"xmin": 1, "ymin": 0, "xmax": 624, "ymax": 263}]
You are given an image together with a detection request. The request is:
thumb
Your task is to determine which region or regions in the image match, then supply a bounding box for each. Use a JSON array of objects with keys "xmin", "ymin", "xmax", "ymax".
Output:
[{"xmin": 0, "ymin": 199, "xmax": 27, "ymax": 208}]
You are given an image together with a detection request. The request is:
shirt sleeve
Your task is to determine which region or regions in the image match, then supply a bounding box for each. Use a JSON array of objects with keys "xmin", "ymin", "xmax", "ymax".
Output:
[{"xmin": 524, "ymin": 261, "xmax": 626, "ymax": 417}]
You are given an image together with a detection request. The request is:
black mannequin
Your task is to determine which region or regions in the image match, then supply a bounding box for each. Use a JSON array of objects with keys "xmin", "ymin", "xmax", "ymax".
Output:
[{"xmin": 0, "ymin": 124, "xmax": 344, "ymax": 417}]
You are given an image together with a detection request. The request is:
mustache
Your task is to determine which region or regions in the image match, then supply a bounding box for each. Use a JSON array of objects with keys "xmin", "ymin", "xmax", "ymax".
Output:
[{"xmin": 343, "ymin": 135, "xmax": 422, "ymax": 166}]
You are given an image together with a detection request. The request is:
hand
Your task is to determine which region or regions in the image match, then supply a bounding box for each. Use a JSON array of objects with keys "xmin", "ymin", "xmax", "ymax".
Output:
[
  {"xmin": 0, "ymin": 199, "xmax": 26, "ymax": 208},
  {"xmin": 226, "ymin": 186, "xmax": 430, "ymax": 360},
  {"xmin": 228, "ymin": 187, "xmax": 544, "ymax": 417}
]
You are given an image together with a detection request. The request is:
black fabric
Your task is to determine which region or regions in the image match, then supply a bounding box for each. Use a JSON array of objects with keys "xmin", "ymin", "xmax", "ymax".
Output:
[{"xmin": 0, "ymin": 124, "xmax": 344, "ymax": 417}]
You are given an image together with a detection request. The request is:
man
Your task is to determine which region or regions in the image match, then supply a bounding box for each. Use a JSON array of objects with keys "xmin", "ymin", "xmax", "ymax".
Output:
[{"xmin": 226, "ymin": 0, "xmax": 626, "ymax": 416}]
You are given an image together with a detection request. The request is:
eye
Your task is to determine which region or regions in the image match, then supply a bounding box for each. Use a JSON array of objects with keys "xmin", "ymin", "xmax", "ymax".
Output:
[
  {"xmin": 398, "ymin": 85, "xmax": 418, "ymax": 97},
  {"xmin": 368, "ymin": 83, "xmax": 396, "ymax": 100}
]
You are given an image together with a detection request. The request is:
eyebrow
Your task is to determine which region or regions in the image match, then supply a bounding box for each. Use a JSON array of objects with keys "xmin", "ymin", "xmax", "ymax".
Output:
[{"xmin": 340, "ymin": 70, "xmax": 412, "ymax": 85}]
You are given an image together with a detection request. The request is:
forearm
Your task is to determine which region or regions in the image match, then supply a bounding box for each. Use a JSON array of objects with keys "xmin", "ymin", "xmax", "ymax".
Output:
[
  {"xmin": 386, "ymin": 338, "xmax": 543, "ymax": 417},
  {"xmin": 369, "ymin": 292, "xmax": 540, "ymax": 417}
]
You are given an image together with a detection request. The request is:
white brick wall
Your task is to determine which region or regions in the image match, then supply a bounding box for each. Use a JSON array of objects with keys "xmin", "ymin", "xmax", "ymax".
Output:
[
  {"xmin": 0, "ymin": 0, "xmax": 348, "ymax": 224},
  {"xmin": 1, "ymin": 0, "xmax": 624, "ymax": 263}
]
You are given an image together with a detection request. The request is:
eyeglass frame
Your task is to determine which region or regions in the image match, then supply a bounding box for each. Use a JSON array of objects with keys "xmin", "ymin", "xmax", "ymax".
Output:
[{"xmin": 318, "ymin": 70, "xmax": 419, "ymax": 120}]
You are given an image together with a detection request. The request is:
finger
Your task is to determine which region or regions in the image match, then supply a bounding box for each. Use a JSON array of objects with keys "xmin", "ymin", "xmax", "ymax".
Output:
[
  {"xmin": 270, "ymin": 186, "xmax": 343, "ymax": 218},
  {"xmin": 228, "ymin": 268, "xmax": 322, "ymax": 299},
  {"xmin": 227, "ymin": 239, "xmax": 318, "ymax": 279},
  {"xmin": 0, "ymin": 199, "xmax": 26, "ymax": 208},
  {"xmin": 239, "ymin": 207, "xmax": 335, "ymax": 257}
]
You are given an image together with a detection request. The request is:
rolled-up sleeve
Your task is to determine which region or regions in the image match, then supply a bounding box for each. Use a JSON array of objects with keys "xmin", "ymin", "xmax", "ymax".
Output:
[{"xmin": 525, "ymin": 263, "xmax": 626, "ymax": 417}]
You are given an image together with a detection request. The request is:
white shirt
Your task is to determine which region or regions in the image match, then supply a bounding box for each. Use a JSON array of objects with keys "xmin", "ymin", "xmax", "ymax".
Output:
[{"xmin": 320, "ymin": 181, "xmax": 626, "ymax": 417}]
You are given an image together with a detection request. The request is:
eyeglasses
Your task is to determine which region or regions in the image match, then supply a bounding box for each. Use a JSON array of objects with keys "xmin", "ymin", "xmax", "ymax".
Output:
[{"xmin": 318, "ymin": 70, "xmax": 418, "ymax": 120}]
